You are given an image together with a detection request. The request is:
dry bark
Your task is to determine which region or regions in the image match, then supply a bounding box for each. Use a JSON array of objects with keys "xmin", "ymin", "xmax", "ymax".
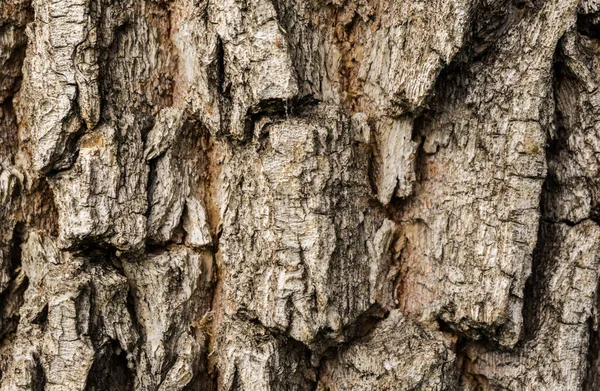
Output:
[{"xmin": 2, "ymin": 0, "xmax": 600, "ymax": 390}]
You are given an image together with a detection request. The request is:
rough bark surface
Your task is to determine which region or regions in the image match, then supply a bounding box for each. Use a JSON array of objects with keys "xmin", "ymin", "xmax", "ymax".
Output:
[{"xmin": 2, "ymin": 0, "xmax": 600, "ymax": 390}]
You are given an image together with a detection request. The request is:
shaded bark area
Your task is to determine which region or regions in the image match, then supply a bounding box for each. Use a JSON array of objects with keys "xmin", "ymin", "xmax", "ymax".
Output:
[{"xmin": 1, "ymin": 0, "xmax": 600, "ymax": 390}]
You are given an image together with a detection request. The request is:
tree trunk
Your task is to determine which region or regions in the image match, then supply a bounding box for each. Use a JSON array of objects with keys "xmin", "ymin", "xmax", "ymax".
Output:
[{"xmin": 1, "ymin": 0, "xmax": 600, "ymax": 389}]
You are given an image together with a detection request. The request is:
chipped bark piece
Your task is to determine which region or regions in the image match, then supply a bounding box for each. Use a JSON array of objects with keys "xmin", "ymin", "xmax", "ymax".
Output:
[
  {"xmin": 374, "ymin": 116, "xmax": 418, "ymax": 204},
  {"xmin": 20, "ymin": 0, "xmax": 112, "ymax": 172},
  {"xmin": 465, "ymin": 221, "xmax": 600, "ymax": 390},
  {"xmin": 358, "ymin": 0, "xmax": 470, "ymax": 115},
  {"xmin": 396, "ymin": 0, "xmax": 578, "ymax": 347},
  {"xmin": 544, "ymin": 28, "xmax": 600, "ymax": 223},
  {"xmin": 183, "ymin": 196, "xmax": 213, "ymax": 248},
  {"xmin": 147, "ymin": 150, "xmax": 188, "ymax": 244},
  {"xmin": 0, "ymin": 232, "xmax": 137, "ymax": 390},
  {"xmin": 209, "ymin": 0, "xmax": 299, "ymax": 138},
  {"xmin": 49, "ymin": 122, "xmax": 148, "ymax": 252},
  {"xmin": 218, "ymin": 107, "xmax": 395, "ymax": 349},
  {"xmin": 216, "ymin": 317, "xmax": 315, "ymax": 391},
  {"xmin": 144, "ymin": 107, "xmax": 186, "ymax": 162},
  {"xmin": 0, "ymin": 0, "xmax": 31, "ymax": 104},
  {"xmin": 317, "ymin": 310, "xmax": 458, "ymax": 391},
  {"xmin": 269, "ymin": 0, "xmax": 341, "ymax": 104},
  {"xmin": 122, "ymin": 246, "xmax": 214, "ymax": 391},
  {"xmin": 146, "ymin": 107, "xmax": 213, "ymax": 247},
  {"xmin": 171, "ymin": 0, "xmax": 222, "ymax": 136}
]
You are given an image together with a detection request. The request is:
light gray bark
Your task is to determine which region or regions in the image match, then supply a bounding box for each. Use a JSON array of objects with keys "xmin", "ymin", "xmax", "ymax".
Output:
[{"xmin": 2, "ymin": 0, "xmax": 600, "ymax": 390}]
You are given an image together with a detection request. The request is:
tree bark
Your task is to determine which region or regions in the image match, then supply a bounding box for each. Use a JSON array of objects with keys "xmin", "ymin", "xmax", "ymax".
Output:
[{"xmin": 1, "ymin": 0, "xmax": 600, "ymax": 389}]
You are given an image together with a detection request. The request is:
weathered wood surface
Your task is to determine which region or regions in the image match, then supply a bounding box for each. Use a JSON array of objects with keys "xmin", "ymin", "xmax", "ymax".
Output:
[{"xmin": 2, "ymin": 0, "xmax": 600, "ymax": 389}]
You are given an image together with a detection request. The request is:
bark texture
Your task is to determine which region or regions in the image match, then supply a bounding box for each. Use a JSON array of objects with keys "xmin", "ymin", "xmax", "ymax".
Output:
[{"xmin": 2, "ymin": 0, "xmax": 600, "ymax": 389}]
